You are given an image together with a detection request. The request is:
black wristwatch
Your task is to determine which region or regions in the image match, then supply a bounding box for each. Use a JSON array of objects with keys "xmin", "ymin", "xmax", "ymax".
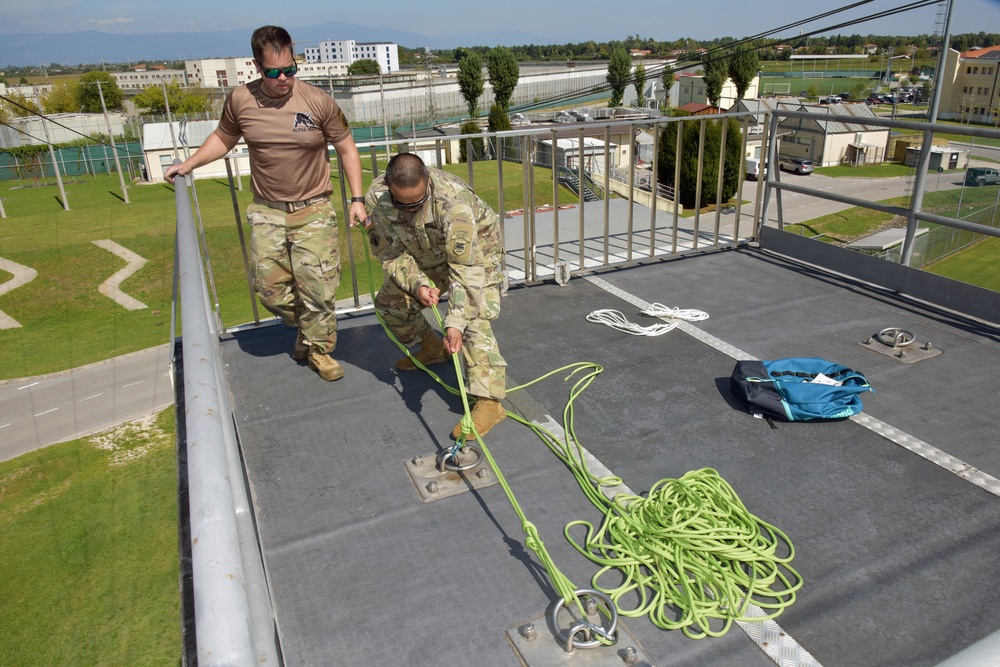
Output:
[{"xmin": 350, "ymin": 196, "xmax": 365, "ymax": 204}]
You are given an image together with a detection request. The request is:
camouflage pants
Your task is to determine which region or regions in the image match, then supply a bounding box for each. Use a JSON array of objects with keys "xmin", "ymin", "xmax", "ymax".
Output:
[
  {"xmin": 376, "ymin": 265, "xmax": 507, "ymax": 399},
  {"xmin": 247, "ymin": 199, "xmax": 341, "ymax": 354}
]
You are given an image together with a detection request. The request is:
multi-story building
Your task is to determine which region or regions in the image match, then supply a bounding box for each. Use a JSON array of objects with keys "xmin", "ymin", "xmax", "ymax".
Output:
[
  {"xmin": 303, "ymin": 40, "xmax": 399, "ymax": 73},
  {"xmin": 184, "ymin": 57, "xmax": 261, "ymax": 89},
  {"xmin": 938, "ymin": 45, "xmax": 1000, "ymax": 124},
  {"xmin": 111, "ymin": 65, "xmax": 188, "ymax": 91}
]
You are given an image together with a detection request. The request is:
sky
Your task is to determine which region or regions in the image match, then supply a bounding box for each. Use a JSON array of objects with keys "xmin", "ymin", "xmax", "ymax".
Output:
[{"xmin": 1, "ymin": 0, "xmax": 997, "ymax": 43}]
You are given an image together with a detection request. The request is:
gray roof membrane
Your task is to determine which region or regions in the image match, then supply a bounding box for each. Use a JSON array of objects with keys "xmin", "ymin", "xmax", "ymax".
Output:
[{"xmin": 222, "ymin": 245, "xmax": 1000, "ymax": 667}]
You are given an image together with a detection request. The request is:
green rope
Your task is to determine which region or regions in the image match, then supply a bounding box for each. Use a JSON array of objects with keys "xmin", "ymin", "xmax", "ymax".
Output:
[
  {"xmin": 353, "ymin": 225, "xmax": 801, "ymax": 640},
  {"xmin": 356, "ymin": 226, "xmax": 594, "ymax": 626}
]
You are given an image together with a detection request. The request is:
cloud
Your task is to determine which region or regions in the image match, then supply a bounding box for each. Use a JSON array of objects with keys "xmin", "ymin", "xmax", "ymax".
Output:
[{"xmin": 82, "ymin": 17, "xmax": 137, "ymax": 29}]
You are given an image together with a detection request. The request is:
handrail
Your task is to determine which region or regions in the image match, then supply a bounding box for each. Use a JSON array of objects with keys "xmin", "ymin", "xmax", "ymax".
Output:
[{"xmin": 173, "ymin": 169, "xmax": 281, "ymax": 667}]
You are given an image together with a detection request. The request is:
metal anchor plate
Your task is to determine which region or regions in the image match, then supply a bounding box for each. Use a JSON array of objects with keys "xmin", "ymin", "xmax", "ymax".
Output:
[
  {"xmin": 859, "ymin": 327, "xmax": 943, "ymax": 364},
  {"xmin": 403, "ymin": 449, "xmax": 497, "ymax": 503},
  {"xmin": 506, "ymin": 614, "xmax": 653, "ymax": 666}
]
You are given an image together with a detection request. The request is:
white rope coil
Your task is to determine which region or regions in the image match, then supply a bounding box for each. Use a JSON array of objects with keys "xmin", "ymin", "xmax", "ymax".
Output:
[{"xmin": 586, "ymin": 303, "xmax": 709, "ymax": 336}]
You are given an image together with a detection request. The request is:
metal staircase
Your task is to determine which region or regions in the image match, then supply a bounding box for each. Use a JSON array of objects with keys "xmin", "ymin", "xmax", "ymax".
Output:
[{"xmin": 556, "ymin": 166, "xmax": 602, "ymax": 201}]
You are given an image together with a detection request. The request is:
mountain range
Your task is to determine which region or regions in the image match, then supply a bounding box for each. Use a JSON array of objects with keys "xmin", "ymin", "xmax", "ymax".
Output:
[{"xmin": 0, "ymin": 21, "xmax": 547, "ymax": 68}]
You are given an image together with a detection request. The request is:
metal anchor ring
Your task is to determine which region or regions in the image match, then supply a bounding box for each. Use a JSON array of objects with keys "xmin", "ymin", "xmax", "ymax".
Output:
[
  {"xmin": 436, "ymin": 443, "xmax": 484, "ymax": 472},
  {"xmin": 547, "ymin": 588, "xmax": 619, "ymax": 651},
  {"xmin": 875, "ymin": 327, "xmax": 915, "ymax": 348}
]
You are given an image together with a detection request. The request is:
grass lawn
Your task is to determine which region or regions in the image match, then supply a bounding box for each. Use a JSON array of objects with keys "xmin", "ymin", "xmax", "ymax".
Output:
[
  {"xmin": 814, "ymin": 163, "xmax": 921, "ymax": 178},
  {"xmin": 0, "ymin": 160, "xmax": 575, "ymax": 380},
  {"xmin": 785, "ymin": 186, "xmax": 1000, "ymax": 292},
  {"xmin": 0, "ymin": 408, "xmax": 179, "ymax": 666}
]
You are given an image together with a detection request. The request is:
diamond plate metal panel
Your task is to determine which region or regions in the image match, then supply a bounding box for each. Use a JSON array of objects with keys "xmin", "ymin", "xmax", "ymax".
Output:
[{"xmin": 738, "ymin": 605, "xmax": 823, "ymax": 666}]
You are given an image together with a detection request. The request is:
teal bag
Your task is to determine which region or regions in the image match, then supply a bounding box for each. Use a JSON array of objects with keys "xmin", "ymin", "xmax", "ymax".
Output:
[{"xmin": 730, "ymin": 358, "xmax": 874, "ymax": 422}]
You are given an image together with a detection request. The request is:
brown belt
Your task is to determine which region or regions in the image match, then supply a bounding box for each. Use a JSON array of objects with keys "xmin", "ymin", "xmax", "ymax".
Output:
[{"xmin": 253, "ymin": 194, "xmax": 328, "ymax": 213}]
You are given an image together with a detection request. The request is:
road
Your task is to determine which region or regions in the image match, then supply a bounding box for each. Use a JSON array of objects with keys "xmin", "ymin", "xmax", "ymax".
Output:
[{"xmin": 0, "ymin": 345, "xmax": 174, "ymax": 462}]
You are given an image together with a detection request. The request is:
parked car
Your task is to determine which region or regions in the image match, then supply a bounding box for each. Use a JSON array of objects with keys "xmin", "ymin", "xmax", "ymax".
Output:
[
  {"xmin": 745, "ymin": 158, "xmax": 768, "ymax": 181},
  {"xmin": 965, "ymin": 167, "xmax": 1000, "ymax": 186},
  {"xmin": 780, "ymin": 157, "xmax": 815, "ymax": 175}
]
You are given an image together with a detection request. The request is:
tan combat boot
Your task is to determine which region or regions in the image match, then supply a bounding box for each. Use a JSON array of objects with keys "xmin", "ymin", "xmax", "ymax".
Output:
[
  {"xmin": 396, "ymin": 331, "xmax": 450, "ymax": 371},
  {"xmin": 451, "ymin": 398, "xmax": 507, "ymax": 442},
  {"xmin": 308, "ymin": 349, "xmax": 344, "ymax": 381},
  {"xmin": 292, "ymin": 330, "xmax": 309, "ymax": 361}
]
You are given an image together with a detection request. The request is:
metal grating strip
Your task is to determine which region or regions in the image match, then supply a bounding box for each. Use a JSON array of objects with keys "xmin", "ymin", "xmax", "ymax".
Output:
[
  {"xmin": 585, "ymin": 274, "xmax": 1000, "ymax": 496},
  {"xmin": 851, "ymin": 413, "xmax": 1000, "ymax": 498}
]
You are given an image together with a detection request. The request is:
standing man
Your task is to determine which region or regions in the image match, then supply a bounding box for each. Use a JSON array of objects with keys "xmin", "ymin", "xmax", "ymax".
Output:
[
  {"xmin": 364, "ymin": 153, "xmax": 508, "ymax": 442},
  {"xmin": 164, "ymin": 25, "xmax": 366, "ymax": 382}
]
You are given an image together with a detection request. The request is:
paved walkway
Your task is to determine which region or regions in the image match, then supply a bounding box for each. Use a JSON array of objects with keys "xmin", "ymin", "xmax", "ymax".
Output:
[{"xmin": 0, "ymin": 344, "xmax": 174, "ymax": 462}]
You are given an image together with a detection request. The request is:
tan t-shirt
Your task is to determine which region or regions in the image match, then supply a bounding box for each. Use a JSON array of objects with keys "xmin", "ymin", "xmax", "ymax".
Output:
[{"xmin": 218, "ymin": 79, "xmax": 351, "ymax": 203}]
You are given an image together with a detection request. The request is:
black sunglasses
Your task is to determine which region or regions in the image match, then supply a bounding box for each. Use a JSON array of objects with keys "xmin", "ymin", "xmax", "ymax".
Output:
[
  {"xmin": 259, "ymin": 63, "xmax": 297, "ymax": 79},
  {"xmin": 390, "ymin": 187, "xmax": 430, "ymax": 211}
]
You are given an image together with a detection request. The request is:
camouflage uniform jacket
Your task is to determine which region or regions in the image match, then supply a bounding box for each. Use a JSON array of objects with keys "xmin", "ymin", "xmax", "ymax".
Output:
[{"xmin": 365, "ymin": 168, "xmax": 504, "ymax": 333}]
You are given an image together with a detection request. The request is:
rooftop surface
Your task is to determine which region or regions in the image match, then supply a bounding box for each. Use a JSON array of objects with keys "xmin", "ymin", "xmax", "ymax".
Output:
[{"xmin": 218, "ymin": 230, "xmax": 1000, "ymax": 666}]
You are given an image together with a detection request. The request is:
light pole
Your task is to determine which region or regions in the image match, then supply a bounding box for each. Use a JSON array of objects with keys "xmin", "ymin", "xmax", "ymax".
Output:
[
  {"xmin": 34, "ymin": 91, "xmax": 69, "ymax": 210},
  {"xmin": 378, "ymin": 68, "xmax": 390, "ymax": 162},
  {"xmin": 95, "ymin": 81, "xmax": 130, "ymax": 204}
]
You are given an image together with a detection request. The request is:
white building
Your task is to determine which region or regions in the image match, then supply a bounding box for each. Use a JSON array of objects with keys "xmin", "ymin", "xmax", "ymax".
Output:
[
  {"xmin": 181, "ymin": 57, "xmax": 352, "ymax": 90},
  {"xmin": 304, "ymin": 40, "xmax": 399, "ymax": 73},
  {"xmin": 142, "ymin": 119, "xmax": 249, "ymax": 182},
  {"xmin": 111, "ymin": 67, "xmax": 187, "ymax": 91}
]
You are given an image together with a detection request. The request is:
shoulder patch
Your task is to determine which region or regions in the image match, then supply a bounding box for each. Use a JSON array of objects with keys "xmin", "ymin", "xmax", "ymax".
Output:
[{"xmin": 448, "ymin": 219, "xmax": 475, "ymax": 266}]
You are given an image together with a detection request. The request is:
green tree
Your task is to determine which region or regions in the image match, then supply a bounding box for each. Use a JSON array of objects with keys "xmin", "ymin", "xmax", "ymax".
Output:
[
  {"xmin": 130, "ymin": 83, "xmax": 209, "ymax": 115},
  {"xmin": 661, "ymin": 67, "xmax": 675, "ymax": 109},
  {"xmin": 347, "ymin": 59, "xmax": 381, "ymax": 76},
  {"xmin": 606, "ymin": 46, "xmax": 631, "ymax": 107},
  {"xmin": 2, "ymin": 92, "xmax": 38, "ymax": 118},
  {"xmin": 486, "ymin": 46, "xmax": 519, "ymax": 111},
  {"xmin": 43, "ymin": 80, "xmax": 80, "ymax": 113},
  {"xmin": 457, "ymin": 52, "xmax": 485, "ymax": 118},
  {"xmin": 701, "ymin": 56, "xmax": 727, "ymax": 108},
  {"xmin": 806, "ymin": 84, "xmax": 819, "ymax": 100},
  {"xmin": 633, "ymin": 61, "xmax": 647, "ymax": 107},
  {"xmin": 657, "ymin": 117, "xmax": 742, "ymax": 209},
  {"xmin": 76, "ymin": 71, "xmax": 124, "ymax": 112},
  {"xmin": 487, "ymin": 102, "xmax": 512, "ymax": 133},
  {"xmin": 727, "ymin": 43, "xmax": 760, "ymax": 102},
  {"xmin": 458, "ymin": 120, "xmax": 485, "ymax": 163}
]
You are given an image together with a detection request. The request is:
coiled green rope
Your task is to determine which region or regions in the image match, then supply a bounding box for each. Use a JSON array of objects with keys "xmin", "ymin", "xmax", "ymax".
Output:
[{"xmin": 354, "ymin": 226, "xmax": 800, "ymax": 640}]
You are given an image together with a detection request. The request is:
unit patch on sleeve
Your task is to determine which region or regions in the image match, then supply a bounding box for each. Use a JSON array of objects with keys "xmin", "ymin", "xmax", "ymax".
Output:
[{"xmin": 447, "ymin": 220, "xmax": 475, "ymax": 265}]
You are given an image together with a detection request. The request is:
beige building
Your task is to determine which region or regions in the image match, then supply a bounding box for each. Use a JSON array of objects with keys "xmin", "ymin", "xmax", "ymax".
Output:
[
  {"xmin": 674, "ymin": 73, "xmax": 759, "ymax": 110},
  {"xmin": 938, "ymin": 45, "xmax": 1000, "ymax": 124},
  {"xmin": 729, "ymin": 98, "xmax": 889, "ymax": 167}
]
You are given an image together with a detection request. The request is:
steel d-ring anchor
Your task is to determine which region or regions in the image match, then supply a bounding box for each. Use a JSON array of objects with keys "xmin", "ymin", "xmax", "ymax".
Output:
[
  {"xmin": 547, "ymin": 588, "xmax": 619, "ymax": 652},
  {"xmin": 875, "ymin": 327, "xmax": 915, "ymax": 349},
  {"xmin": 435, "ymin": 442, "xmax": 484, "ymax": 472}
]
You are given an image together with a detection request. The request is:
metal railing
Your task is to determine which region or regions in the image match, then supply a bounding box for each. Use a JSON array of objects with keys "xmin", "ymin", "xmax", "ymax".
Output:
[{"xmin": 172, "ymin": 169, "xmax": 281, "ymax": 667}]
